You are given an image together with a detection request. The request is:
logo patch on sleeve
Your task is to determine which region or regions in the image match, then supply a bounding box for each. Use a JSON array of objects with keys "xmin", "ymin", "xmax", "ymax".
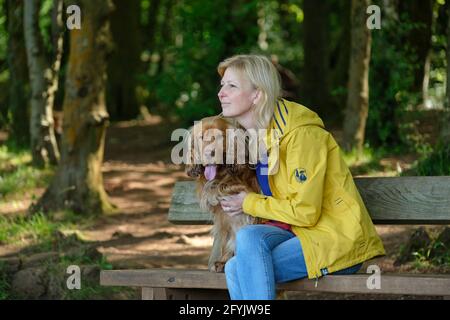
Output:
[{"xmin": 294, "ymin": 168, "xmax": 307, "ymax": 183}]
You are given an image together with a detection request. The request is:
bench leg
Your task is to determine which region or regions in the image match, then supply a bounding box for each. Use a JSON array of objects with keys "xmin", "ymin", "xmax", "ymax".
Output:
[{"xmin": 142, "ymin": 287, "xmax": 168, "ymax": 300}]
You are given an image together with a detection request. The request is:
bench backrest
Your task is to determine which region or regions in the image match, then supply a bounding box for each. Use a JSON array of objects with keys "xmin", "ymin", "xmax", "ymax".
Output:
[{"xmin": 168, "ymin": 177, "xmax": 450, "ymax": 225}]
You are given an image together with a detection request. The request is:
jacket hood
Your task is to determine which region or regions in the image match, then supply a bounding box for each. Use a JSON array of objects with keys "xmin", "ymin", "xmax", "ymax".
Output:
[
  {"xmin": 270, "ymin": 99, "xmax": 324, "ymax": 138},
  {"xmin": 264, "ymin": 99, "xmax": 325, "ymax": 152}
]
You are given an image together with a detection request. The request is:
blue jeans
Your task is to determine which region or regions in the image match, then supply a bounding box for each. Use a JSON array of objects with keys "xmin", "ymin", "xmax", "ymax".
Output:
[{"xmin": 224, "ymin": 224, "xmax": 363, "ymax": 300}]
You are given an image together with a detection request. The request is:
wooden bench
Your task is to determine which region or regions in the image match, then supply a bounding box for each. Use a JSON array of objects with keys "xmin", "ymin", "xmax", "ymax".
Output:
[{"xmin": 100, "ymin": 177, "xmax": 450, "ymax": 300}]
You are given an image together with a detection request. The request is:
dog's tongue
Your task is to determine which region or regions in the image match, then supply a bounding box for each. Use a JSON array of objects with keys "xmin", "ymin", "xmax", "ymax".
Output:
[{"xmin": 204, "ymin": 165, "xmax": 217, "ymax": 181}]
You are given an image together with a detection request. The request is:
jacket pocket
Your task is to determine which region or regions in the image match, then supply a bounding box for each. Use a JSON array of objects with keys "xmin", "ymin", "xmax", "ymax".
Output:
[{"xmin": 329, "ymin": 190, "xmax": 365, "ymax": 244}]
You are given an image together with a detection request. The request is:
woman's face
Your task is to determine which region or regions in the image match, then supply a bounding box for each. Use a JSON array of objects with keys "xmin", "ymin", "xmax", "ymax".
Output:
[{"xmin": 217, "ymin": 68, "xmax": 258, "ymax": 119}]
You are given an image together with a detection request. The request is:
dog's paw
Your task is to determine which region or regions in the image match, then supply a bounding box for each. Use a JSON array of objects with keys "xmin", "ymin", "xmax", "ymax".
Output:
[{"xmin": 214, "ymin": 261, "xmax": 226, "ymax": 273}]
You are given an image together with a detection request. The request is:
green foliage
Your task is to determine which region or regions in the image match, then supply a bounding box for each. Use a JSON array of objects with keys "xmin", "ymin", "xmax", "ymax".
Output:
[
  {"xmin": 143, "ymin": 0, "xmax": 260, "ymax": 124},
  {"xmin": 429, "ymin": 241, "xmax": 450, "ymax": 266},
  {"xmin": 340, "ymin": 144, "xmax": 407, "ymax": 176},
  {"xmin": 257, "ymin": 1, "xmax": 283, "ymax": 52},
  {"xmin": 397, "ymin": 227, "xmax": 450, "ymax": 270},
  {"xmin": 0, "ymin": 212, "xmax": 60, "ymax": 245},
  {"xmin": 0, "ymin": 165, "xmax": 52, "ymax": 199},
  {"xmin": 341, "ymin": 145, "xmax": 382, "ymax": 175},
  {"xmin": 140, "ymin": 0, "xmax": 151, "ymax": 26},
  {"xmin": 367, "ymin": 4, "xmax": 418, "ymax": 149},
  {"xmin": 144, "ymin": 0, "xmax": 228, "ymax": 123},
  {"xmin": 408, "ymin": 143, "xmax": 450, "ymax": 176},
  {"xmin": 410, "ymin": 240, "xmax": 450, "ymax": 268},
  {"xmin": 64, "ymin": 283, "xmax": 134, "ymax": 300},
  {"xmin": 266, "ymin": 0, "xmax": 304, "ymax": 76},
  {"xmin": 60, "ymin": 254, "xmax": 133, "ymax": 300},
  {"xmin": 0, "ymin": 207, "xmax": 98, "ymax": 248},
  {"xmin": 0, "ymin": 0, "xmax": 8, "ymax": 128},
  {"xmin": 0, "ymin": 144, "xmax": 53, "ymax": 199},
  {"xmin": 38, "ymin": 0, "xmax": 55, "ymax": 57},
  {"xmin": 427, "ymin": 0, "xmax": 448, "ymax": 110},
  {"xmin": 367, "ymin": 0, "xmax": 447, "ymax": 153},
  {"xmin": 0, "ymin": 0, "xmax": 7, "ymax": 59},
  {"xmin": 140, "ymin": 0, "xmax": 304, "ymax": 126},
  {"xmin": 0, "ymin": 261, "xmax": 10, "ymax": 300}
]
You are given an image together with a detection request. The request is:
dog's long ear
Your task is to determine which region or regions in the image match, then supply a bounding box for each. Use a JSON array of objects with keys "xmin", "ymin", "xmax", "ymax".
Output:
[
  {"xmin": 186, "ymin": 164, "xmax": 203, "ymax": 178},
  {"xmin": 185, "ymin": 124, "xmax": 203, "ymax": 178}
]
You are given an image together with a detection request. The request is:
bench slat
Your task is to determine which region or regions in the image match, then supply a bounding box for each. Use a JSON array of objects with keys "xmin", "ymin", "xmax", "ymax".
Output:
[
  {"xmin": 168, "ymin": 177, "xmax": 450, "ymax": 225},
  {"xmin": 100, "ymin": 269, "xmax": 450, "ymax": 296},
  {"xmin": 101, "ymin": 269, "xmax": 226, "ymax": 289}
]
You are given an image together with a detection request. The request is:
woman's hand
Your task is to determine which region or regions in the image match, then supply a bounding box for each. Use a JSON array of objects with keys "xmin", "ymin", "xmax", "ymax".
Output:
[{"xmin": 219, "ymin": 191, "xmax": 247, "ymax": 217}]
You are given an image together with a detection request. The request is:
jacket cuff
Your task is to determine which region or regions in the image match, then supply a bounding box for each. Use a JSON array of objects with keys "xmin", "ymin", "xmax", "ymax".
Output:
[{"xmin": 243, "ymin": 192, "xmax": 260, "ymax": 216}]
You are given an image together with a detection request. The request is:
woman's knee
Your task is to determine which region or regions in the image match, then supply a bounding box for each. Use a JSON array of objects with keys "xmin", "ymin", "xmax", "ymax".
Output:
[
  {"xmin": 236, "ymin": 224, "xmax": 290, "ymax": 255},
  {"xmin": 235, "ymin": 225, "xmax": 265, "ymax": 252},
  {"xmin": 224, "ymin": 256, "xmax": 237, "ymax": 277}
]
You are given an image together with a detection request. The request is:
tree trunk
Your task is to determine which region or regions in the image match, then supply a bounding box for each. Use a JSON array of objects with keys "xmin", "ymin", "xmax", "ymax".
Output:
[
  {"xmin": 7, "ymin": 0, "xmax": 29, "ymax": 146},
  {"xmin": 398, "ymin": 0, "xmax": 433, "ymax": 103},
  {"xmin": 343, "ymin": 0, "xmax": 372, "ymax": 152},
  {"xmin": 23, "ymin": 0, "xmax": 62, "ymax": 166},
  {"xmin": 34, "ymin": 0, "xmax": 115, "ymax": 215},
  {"xmin": 106, "ymin": 0, "xmax": 141, "ymax": 121},
  {"xmin": 303, "ymin": 0, "xmax": 331, "ymax": 121}
]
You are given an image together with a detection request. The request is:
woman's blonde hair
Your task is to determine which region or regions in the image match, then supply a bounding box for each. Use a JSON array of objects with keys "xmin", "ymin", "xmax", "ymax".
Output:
[{"xmin": 217, "ymin": 54, "xmax": 282, "ymax": 131}]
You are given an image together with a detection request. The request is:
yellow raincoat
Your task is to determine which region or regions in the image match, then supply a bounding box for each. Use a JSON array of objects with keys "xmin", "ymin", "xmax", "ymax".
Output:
[{"xmin": 242, "ymin": 99, "xmax": 385, "ymax": 280}]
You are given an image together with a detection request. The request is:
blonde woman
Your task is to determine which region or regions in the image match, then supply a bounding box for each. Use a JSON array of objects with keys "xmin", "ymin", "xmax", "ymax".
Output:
[{"xmin": 217, "ymin": 54, "xmax": 385, "ymax": 300}]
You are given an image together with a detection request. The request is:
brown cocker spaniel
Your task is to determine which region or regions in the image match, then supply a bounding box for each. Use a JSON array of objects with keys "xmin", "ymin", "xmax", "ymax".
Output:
[{"xmin": 185, "ymin": 115, "xmax": 260, "ymax": 272}]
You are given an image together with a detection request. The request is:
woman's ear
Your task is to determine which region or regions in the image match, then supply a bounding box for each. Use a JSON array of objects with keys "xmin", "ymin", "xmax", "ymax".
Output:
[{"xmin": 252, "ymin": 89, "xmax": 262, "ymax": 105}]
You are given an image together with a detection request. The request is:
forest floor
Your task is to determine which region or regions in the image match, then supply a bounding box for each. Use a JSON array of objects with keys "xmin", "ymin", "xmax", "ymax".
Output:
[{"xmin": 0, "ymin": 112, "xmax": 448, "ymax": 299}]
